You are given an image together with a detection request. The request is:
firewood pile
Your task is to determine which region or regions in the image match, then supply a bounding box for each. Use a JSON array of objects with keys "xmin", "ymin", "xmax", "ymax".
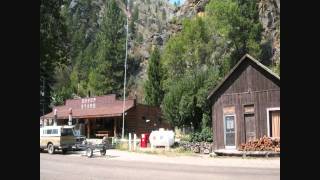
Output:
[{"xmin": 238, "ymin": 136, "xmax": 280, "ymax": 152}]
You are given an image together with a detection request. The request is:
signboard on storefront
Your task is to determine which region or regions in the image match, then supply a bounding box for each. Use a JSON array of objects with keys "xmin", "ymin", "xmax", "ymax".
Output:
[{"xmin": 81, "ymin": 98, "xmax": 96, "ymax": 109}]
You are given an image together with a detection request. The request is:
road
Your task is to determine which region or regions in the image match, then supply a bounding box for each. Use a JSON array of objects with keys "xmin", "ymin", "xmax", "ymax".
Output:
[{"xmin": 40, "ymin": 150, "xmax": 280, "ymax": 180}]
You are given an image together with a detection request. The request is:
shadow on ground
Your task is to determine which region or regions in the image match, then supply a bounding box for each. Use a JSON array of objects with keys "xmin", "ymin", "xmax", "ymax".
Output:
[{"xmin": 40, "ymin": 150, "xmax": 120, "ymax": 159}]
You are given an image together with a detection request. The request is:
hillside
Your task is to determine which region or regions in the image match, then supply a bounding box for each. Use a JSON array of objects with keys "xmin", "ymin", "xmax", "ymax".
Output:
[
  {"xmin": 40, "ymin": 0, "xmax": 280, "ymax": 113},
  {"xmin": 129, "ymin": 0, "xmax": 280, "ymax": 101},
  {"xmin": 125, "ymin": 0, "xmax": 176, "ymax": 101}
]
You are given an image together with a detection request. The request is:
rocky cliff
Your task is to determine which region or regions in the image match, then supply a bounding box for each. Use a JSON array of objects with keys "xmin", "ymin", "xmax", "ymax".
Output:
[
  {"xmin": 258, "ymin": 0, "xmax": 280, "ymax": 65},
  {"xmin": 64, "ymin": 0, "xmax": 280, "ymax": 101},
  {"xmin": 128, "ymin": 0, "xmax": 280, "ymax": 101}
]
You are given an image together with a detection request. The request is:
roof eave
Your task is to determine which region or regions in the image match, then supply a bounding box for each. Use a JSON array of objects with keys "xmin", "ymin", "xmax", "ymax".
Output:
[{"xmin": 207, "ymin": 54, "xmax": 280, "ymax": 100}]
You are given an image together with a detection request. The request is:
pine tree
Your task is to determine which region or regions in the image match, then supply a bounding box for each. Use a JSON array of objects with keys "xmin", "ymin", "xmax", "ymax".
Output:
[
  {"xmin": 144, "ymin": 47, "xmax": 164, "ymax": 106},
  {"xmin": 87, "ymin": 67, "xmax": 112, "ymax": 96},
  {"xmin": 94, "ymin": 0, "xmax": 126, "ymax": 95},
  {"xmin": 40, "ymin": 0, "xmax": 70, "ymax": 114},
  {"xmin": 53, "ymin": 0, "xmax": 101, "ymax": 101},
  {"xmin": 205, "ymin": 0, "xmax": 263, "ymax": 66}
]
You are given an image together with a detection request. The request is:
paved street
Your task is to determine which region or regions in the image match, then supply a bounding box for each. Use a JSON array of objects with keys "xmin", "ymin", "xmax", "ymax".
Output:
[{"xmin": 40, "ymin": 150, "xmax": 280, "ymax": 180}]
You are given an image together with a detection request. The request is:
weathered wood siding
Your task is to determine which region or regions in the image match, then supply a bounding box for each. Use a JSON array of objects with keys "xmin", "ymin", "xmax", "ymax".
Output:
[
  {"xmin": 126, "ymin": 104, "xmax": 172, "ymax": 137},
  {"xmin": 211, "ymin": 60, "xmax": 280, "ymax": 150}
]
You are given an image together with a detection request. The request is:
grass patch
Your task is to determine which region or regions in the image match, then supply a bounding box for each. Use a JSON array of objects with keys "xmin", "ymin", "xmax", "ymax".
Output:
[
  {"xmin": 134, "ymin": 147, "xmax": 196, "ymax": 157},
  {"xmin": 114, "ymin": 142, "xmax": 129, "ymax": 151}
]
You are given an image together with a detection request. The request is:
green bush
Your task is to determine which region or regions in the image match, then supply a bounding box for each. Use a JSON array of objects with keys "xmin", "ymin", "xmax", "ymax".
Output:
[
  {"xmin": 179, "ymin": 134, "xmax": 191, "ymax": 142},
  {"xmin": 190, "ymin": 127, "xmax": 213, "ymax": 142}
]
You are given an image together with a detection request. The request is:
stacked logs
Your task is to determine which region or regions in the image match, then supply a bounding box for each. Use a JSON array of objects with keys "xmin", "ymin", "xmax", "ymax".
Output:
[{"xmin": 238, "ymin": 136, "xmax": 280, "ymax": 152}]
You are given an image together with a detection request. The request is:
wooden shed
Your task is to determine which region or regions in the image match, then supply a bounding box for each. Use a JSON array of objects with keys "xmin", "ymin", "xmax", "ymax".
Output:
[{"xmin": 207, "ymin": 54, "xmax": 280, "ymax": 150}]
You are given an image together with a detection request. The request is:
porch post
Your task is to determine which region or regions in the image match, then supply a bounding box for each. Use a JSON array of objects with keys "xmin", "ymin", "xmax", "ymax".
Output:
[
  {"xmin": 68, "ymin": 108, "xmax": 72, "ymax": 126},
  {"xmin": 92, "ymin": 118, "xmax": 96, "ymax": 137},
  {"xmin": 87, "ymin": 119, "xmax": 90, "ymax": 138},
  {"xmin": 53, "ymin": 109, "xmax": 57, "ymax": 126},
  {"xmin": 114, "ymin": 118, "xmax": 117, "ymax": 137}
]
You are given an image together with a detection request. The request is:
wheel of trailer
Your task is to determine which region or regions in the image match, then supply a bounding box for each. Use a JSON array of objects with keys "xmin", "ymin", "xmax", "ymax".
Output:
[
  {"xmin": 47, "ymin": 143, "xmax": 55, "ymax": 154},
  {"xmin": 86, "ymin": 148, "xmax": 93, "ymax": 158},
  {"xmin": 100, "ymin": 149, "xmax": 106, "ymax": 156},
  {"xmin": 62, "ymin": 149, "xmax": 68, "ymax": 154}
]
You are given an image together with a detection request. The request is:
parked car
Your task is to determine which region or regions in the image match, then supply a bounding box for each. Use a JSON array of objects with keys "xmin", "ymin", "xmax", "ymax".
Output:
[{"xmin": 40, "ymin": 126, "xmax": 77, "ymax": 154}]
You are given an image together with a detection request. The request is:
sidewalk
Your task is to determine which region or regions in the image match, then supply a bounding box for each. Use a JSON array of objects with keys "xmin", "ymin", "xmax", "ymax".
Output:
[{"xmin": 70, "ymin": 149, "xmax": 280, "ymax": 169}]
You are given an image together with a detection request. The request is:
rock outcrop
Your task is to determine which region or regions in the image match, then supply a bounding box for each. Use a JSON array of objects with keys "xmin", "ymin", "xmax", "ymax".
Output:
[
  {"xmin": 175, "ymin": 0, "xmax": 209, "ymax": 19},
  {"xmin": 259, "ymin": 0, "xmax": 280, "ymax": 65}
]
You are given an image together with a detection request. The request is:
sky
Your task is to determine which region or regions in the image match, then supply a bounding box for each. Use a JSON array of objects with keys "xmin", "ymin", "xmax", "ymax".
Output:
[{"xmin": 169, "ymin": 0, "xmax": 186, "ymax": 5}]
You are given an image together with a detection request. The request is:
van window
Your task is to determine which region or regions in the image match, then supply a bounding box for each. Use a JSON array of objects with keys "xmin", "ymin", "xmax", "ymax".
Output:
[
  {"xmin": 52, "ymin": 129, "xmax": 58, "ymax": 134},
  {"xmin": 61, "ymin": 128, "xmax": 74, "ymax": 136},
  {"xmin": 47, "ymin": 129, "xmax": 52, "ymax": 134}
]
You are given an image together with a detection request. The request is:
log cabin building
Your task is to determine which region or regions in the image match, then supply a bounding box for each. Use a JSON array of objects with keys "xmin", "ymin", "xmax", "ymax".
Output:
[
  {"xmin": 41, "ymin": 94, "xmax": 171, "ymax": 138},
  {"xmin": 207, "ymin": 54, "xmax": 280, "ymax": 150}
]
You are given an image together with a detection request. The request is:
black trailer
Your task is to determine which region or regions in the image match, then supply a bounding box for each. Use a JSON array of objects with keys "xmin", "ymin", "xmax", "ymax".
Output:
[{"xmin": 83, "ymin": 137, "xmax": 112, "ymax": 158}]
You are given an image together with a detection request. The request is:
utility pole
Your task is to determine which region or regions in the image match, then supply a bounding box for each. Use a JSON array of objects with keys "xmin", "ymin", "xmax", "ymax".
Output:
[
  {"xmin": 42, "ymin": 78, "xmax": 45, "ymax": 127},
  {"xmin": 122, "ymin": 0, "xmax": 129, "ymax": 139}
]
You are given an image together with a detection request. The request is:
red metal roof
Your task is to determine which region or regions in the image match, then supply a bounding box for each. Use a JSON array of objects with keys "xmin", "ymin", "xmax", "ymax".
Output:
[{"xmin": 42, "ymin": 94, "xmax": 135, "ymax": 119}]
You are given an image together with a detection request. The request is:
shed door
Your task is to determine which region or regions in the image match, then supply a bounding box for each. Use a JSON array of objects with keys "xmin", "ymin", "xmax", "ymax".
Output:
[
  {"xmin": 245, "ymin": 114, "xmax": 256, "ymax": 142},
  {"xmin": 224, "ymin": 115, "xmax": 235, "ymax": 148},
  {"xmin": 270, "ymin": 110, "xmax": 280, "ymax": 137}
]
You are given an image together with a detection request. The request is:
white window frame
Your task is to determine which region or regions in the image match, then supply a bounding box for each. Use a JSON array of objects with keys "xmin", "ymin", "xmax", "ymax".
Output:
[
  {"xmin": 266, "ymin": 107, "xmax": 280, "ymax": 137},
  {"xmin": 223, "ymin": 114, "xmax": 237, "ymax": 149}
]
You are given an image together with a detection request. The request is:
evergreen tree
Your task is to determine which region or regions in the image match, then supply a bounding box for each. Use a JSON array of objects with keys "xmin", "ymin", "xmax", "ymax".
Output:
[
  {"xmin": 161, "ymin": 0, "xmax": 264, "ymax": 129},
  {"xmin": 205, "ymin": 0, "xmax": 263, "ymax": 66},
  {"xmin": 87, "ymin": 67, "xmax": 112, "ymax": 96},
  {"xmin": 64, "ymin": 0, "xmax": 100, "ymax": 61},
  {"xmin": 53, "ymin": 0, "xmax": 101, "ymax": 101},
  {"xmin": 162, "ymin": 17, "xmax": 210, "ymax": 80},
  {"xmin": 94, "ymin": 0, "xmax": 126, "ymax": 95},
  {"xmin": 40, "ymin": 0, "xmax": 70, "ymax": 114},
  {"xmin": 50, "ymin": 65, "xmax": 73, "ymax": 107},
  {"xmin": 162, "ymin": 67, "xmax": 220, "ymax": 130},
  {"xmin": 144, "ymin": 47, "xmax": 164, "ymax": 106}
]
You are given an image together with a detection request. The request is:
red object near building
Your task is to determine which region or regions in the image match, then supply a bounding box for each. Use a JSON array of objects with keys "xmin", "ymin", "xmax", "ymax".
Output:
[{"xmin": 140, "ymin": 133, "xmax": 149, "ymax": 148}]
